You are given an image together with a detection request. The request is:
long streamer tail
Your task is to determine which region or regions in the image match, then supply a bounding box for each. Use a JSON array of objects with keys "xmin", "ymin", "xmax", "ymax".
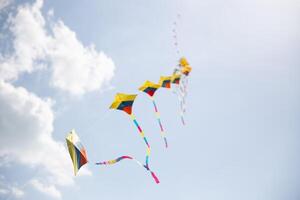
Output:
[
  {"xmin": 95, "ymin": 156, "xmax": 134, "ymax": 165},
  {"xmin": 173, "ymin": 74, "xmax": 188, "ymax": 125},
  {"xmin": 96, "ymin": 155, "xmax": 159, "ymax": 184},
  {"xmin": 130, "ymin": 114, "xmax": 151, "ymax": 169},
  {"xmin": 150, "ymin": 97, "xmax": 168, "ymax": 148}
]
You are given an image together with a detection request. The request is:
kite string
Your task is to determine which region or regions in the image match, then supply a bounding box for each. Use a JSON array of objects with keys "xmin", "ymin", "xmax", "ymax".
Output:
[
  {"xmin": 172, "ymin": 5, "xmax": 182, "ymax": 59},
  {"xmin": 150, "ymin": 96, "xmax": 168, "ymax": 148}
]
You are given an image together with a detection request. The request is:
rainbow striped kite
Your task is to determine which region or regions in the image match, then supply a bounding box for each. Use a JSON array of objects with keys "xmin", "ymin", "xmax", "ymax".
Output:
[{"xmin": 66, "ymin": 129, "xmax": 88, "ymax": 175}]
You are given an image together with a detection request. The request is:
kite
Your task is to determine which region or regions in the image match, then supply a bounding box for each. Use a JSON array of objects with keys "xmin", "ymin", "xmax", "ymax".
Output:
[
  {"xmin": 159, "ymin": 76, "xmax": 172, "ymax": 89},
  {"xmin": 181, "ymin": 65, "xmax": 192, "ymax": 76},
  {"xmin": 139, "ymin": 81, "xmax": 168, "ymax": 148},
  {"xmin": 62, "ymin": 8, "xmax": 194, "ymax": 185},
  {"xmin": 171, "ymin": 74, "xmax": 181, "ymax": 85},
  {"xmin": 96, "ymin": 93, "xmax": 160, "ymax": 184},
  {"xmin": 179, "ymin": 57, "xmax": 189, "ymax": 67},
  {"xmin": 66, "ymin": 129, "xmax": 88, "ymax": 175}
]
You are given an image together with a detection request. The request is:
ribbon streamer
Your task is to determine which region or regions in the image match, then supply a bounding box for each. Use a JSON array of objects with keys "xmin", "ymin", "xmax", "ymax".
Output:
[
  {"xmin": 96, "ymin": 155, "xmax": 160, "ymax": 184},
  {"xmin": 150, "ymin": 96, "xmax": 168, "ymax": 148}
]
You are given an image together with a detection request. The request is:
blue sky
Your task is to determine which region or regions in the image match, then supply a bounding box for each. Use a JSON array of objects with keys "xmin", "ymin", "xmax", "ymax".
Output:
[{"xmin": 0, "ymin": 0, "xmax": 300, "ymax": 200}]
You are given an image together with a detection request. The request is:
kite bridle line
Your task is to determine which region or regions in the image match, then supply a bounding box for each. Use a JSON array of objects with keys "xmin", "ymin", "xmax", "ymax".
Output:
[{"xmin": 172, "ymin": 14, "xmax": 181, "ymax": 59}]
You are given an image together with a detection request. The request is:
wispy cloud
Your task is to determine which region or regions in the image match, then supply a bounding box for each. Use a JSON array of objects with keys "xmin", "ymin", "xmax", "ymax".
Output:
[
  {"xmin": 30, "ymin": 179, "xmax": 61, "ymax": 199},
  {"xmin": 0, "ymin": 0, "xmax": 115, "ymax": 95},
  {"xmin": 0, "ymin": 81, "xmax": 79, "ymax": 198},
  {"xmin": 0, "ymin": 176, "xmax": 25, "ymax": 199},
  {"xmin": 0, "ymin": 0, "xmax": 109, "ymax": 198},
  {"xmin": 0, "ymin": 0, "xmax": 12, "ymax": 11}
]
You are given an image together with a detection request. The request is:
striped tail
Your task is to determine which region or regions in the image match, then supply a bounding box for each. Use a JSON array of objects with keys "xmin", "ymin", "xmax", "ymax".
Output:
[
  {"xmin": 96, "ymin": 155, "xmax": 160, "ymax": 184},
  {"xmin": 130, "ymin": 114, "xmax": 151, "ymax": 169},
  {"xmin": 150, "ymin": 97, "xmax": 168, "ymax": 148}
]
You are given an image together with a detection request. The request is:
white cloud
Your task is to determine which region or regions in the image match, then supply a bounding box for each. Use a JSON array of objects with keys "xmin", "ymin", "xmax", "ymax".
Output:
[
  {"xmin": 0, "ymin": 0, "xmax": 115, "ymax": 95},
  {"xmin": 11, "ymin": 187, "xmax": 24, "ymax": 198},
  {"xmin": 49, "ymin": 21, "xmax": 115, "ymax": 95},
  {"xmin": 0, "ymin": 188, "xmax": 9, "ymax": 195},
  {"xmin": 0, "ymin": 0, "xmax": 110, "ymax": 197},
  {"xmin": 0, "ymin": 0, "xmax": 49, "ymax": 81},
  {"xmin": 0, "ymin": 0, "xmax": 12, "ymax": 10},
  {"xmin": 30, "ymin": 179, "xmax": 61, "ymax": 199},
  {"xmin": 0, "ymin": 177, "xmax": 25, "ymax": 199},
  {"xmin": 0, "ymin": 81, "xmax": 90, "ymax": 198}
]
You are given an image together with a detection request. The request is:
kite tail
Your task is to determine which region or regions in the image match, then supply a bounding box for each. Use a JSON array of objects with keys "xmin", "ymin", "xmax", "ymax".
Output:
[
  {"xmin": 130, "ymin": 114, "xmax": 151, "ymax": 169},
  {"xmin": 96, "ymin": 156, "xmax": 160, "ymax": 184},
  {"xmin": 147, "ymin": 168, "xmax": 160, "ymax": 184},
  {"xmin": 178, "ymin": 74, "xmax": 189, "ymax": 125},
  {"xmin": 95, "ymin": 156, "xmax": 133, "ymax": 165},
  {"xmin": 150, "ymin": 97, "xmax": 168, "ymax": 148},
  {"xmin": 180, "ymin": 114, "xmax": 185, "ymax": 125}
]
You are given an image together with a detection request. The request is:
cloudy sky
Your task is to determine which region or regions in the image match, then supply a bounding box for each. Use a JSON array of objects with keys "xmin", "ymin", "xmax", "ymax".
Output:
[{"xmin": 0, "ymin": 0, "xmax": 299, "ymax": 199}]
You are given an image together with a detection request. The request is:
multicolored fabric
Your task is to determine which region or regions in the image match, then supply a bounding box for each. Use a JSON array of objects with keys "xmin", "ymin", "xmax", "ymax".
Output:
[
  {"xmin": 66, "ymin": 130, "xmax": 88, "ymax": 175},
  {"xmin": 181, "ymin": 65, "xmax": 192, "ymax": 76},
  {"xmin": 150, "ymin": 96, "xmax": 168, "ymax": 148},
  {"xmin": 103, "ymin": 96, "xmax": 160, "ymax": 183},
  {"xmin": 129, "ymin": 114, "xmax": 160, "ymax": 183},
  {"xmin": 171, "ymin": 74, "xmax": 181, "ymax": 85},
  {"xmin": 159, "ymin": 76, "xmax": 172, "ymax": 88},
  {"xmin": 139, "ymin": 81, "xmax": 168, "ymax": 148},
  {"xmin": 96, "ymin": 155, "xmax": 160, "ymax": 184},
  {"xmin": 109, "ymin": 93, "xmax": 137, "ymax": 115},
  {"xmin": 171, "ymin": 57, "xmax": 192, "ymax": 125},
  {"xmin": 179, "ymin": 57, "xmax": 189, "ymax": 67},
  {"xmin": 96, "ymin": 156, "xmax": 133, "ymax": 165},
  {"xmin": 139, "ymin": 81, "xmax": 160, "ymax": 97},
  {"xmin": 130, "ymin": 114, "xmax": 151, "ymax": 168}
]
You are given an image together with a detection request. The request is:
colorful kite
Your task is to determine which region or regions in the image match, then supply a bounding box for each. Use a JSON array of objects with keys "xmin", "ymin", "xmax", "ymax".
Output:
[
  {"xmin": 63, "ymin": 10, "xmax": 194, "ymax": 185},
  {"xmin": 179, "ymin": 57, "xmax": 189, "ymax": 67},
  {"xmin": 159, "ymin": 76, "xmax": 172, "ymax": 89},
  {"xmin": 171, "ymin": 74, "xmax": 181, "ymax": 85},
  {"xmin": 96, "ymin": 93, "xmax": 159, "ymax": 184},
  {"xmin": 66, "ymin": 129, "xmax": 88, "ymax": 175},
  {"xmin": 181, "ymin": 65, "xmax": 192, "ymax": 76},
  {"xmin": 139, "ymin": 81, "xmax": 168, "ymax": 148}
]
